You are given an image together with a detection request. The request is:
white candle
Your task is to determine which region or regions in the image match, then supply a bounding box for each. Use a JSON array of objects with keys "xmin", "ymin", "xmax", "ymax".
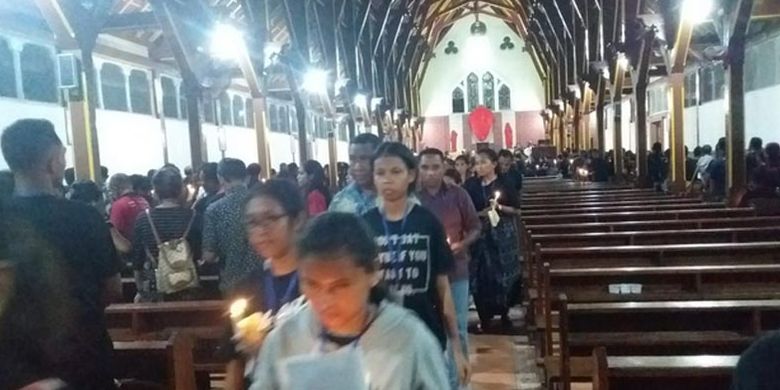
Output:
[{"xmin": 230, "ymin": 298, "xmax": 248, "ymax": 322}]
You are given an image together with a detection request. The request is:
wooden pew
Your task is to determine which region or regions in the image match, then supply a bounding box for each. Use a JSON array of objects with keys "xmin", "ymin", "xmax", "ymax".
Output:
[
  {"xmin": 529, "ymin": 226, "xmax": 780, "ymax": 249},
  {"xmin": 521, "ymin": 196, "xmax": 704, "ymax": 211},
  {"xmin": 538, "ymin": 263, "xmax": 780, "ymax": 356},
  {"xmin": 522, "ymin": 191, "xmax": 681, "ymax": 201},
  {"xmin": 535, "ymin": 241, "xmax": 780, "ymax": 270},
  {"xmin": 560, "ymin": 349, "xmax": 736, "ymax": 390},
  {"xmin": 521, "ymin": 207, "xmax": 755, "ymax": 226},
  {"xmin": 553, "ymin": 298, "xmax": 780, "ymax": 390},
  {"xmin": 106, "ymin": 300, "xmax": 228, "ymax": 387},
  {"xmin": 114, "ymin": 332, "xmax": 196, "ymax": 389},
  {"xmin": 527, "ymin": 241, "xmax": 780, "ymax": 354},
  {"xmin": 521, "ymin": 202, "xmax": 723, "ymax": 217},
  {"xmin": 121, "ymin": 276, "xmax": 221, "ymax": 302},
  {"xmin": 523, "ymin": 186, "xmax": 641, "ymax": 196},
  {"xmin": 523, "ymin": 215, "xmax": 780, "ymax": 237}
]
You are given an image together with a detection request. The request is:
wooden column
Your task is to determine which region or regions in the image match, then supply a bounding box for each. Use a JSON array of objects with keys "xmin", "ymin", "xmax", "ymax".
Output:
[
  {"xmin": 252, "ymin": 97, "xmax": 272, "ymax": 179},
  {"xmin": 726, "ymin": 0, "xmax": 755, "ymax": 195},
  {"xmin": 573, "ymin": 100, "xmax": 581, "ymax": 151},
  {"xmin": 635, "ymin": 30, "xmax": 654, "ymax": 187},
  {"xmin": 668, "ymin": 72, "xmax": 687, "ymax": 192},
  {"xmin": 635, "ymin": 83, "xmax": 649, "ymax": 186},
  {"xmin": 68, "ymin": 50, "xmax": 101, "ymax": 182},
  {"xmin": 558, "ymin": 112, "xmax": 566, "ymax": 154},
  {"xmin": 183, "ymin": 79, "xmax": 204, "ymax": 170},
  {"xmin": 328, "ymin": 129, "xmax": 338, "ymax": 189},
  {"xmin": 612, "ymin": 63, "xmax": 626, "ymax": 180}
]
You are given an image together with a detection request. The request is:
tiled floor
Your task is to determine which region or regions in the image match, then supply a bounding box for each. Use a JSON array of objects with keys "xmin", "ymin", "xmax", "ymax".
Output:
[{"xmin": 469, "ymin": 307, "xmax": 542, "ymax": 390}]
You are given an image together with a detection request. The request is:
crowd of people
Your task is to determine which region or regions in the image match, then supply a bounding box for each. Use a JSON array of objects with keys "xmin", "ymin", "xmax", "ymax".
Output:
[
  {"xmin": 0, "ymin": 119, "xmax": 527, "ymax": 390},
  {"xmin": 2, "ymin": 118, "xmax": 780, "ymax": 389}
]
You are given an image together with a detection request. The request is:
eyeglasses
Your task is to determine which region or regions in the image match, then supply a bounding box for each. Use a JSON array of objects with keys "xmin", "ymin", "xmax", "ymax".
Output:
[{"xmin": 246, "ymin": 213, "xmax": 288, "ymax": 230}]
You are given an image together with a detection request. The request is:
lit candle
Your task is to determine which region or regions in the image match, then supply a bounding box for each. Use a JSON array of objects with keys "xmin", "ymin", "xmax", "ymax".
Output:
[
  {"xmin": 230, "ymin": 298, "xmax": 248, "ymax": 322},
  {"xmin": 494, "ymin": 191, "xmax": 501, "ymax": 200}
]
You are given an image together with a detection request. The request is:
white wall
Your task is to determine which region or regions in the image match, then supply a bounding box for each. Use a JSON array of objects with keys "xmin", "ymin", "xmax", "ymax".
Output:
[
  {"xmin": 0, "ymin": 98, "xmax": 71, "ymax": 171},
  {"xmin": 420, "ymin": 16, "xmax": 545, "ymax": 117}
]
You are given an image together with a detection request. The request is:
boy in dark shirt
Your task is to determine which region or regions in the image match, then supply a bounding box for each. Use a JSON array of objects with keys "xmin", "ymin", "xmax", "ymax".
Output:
[{"xmin": 1, "ymin": 119, "xmax": 121, "ymax": 389}]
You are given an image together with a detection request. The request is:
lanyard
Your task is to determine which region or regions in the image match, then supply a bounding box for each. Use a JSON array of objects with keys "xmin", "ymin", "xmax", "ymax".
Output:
[
  {"xmin": 264, "ymin": 271, "xmax": 298, "ymax": 313},
  {"xmin": 381, "ymin": 205, "xmax": 411, "ymax": 268}
]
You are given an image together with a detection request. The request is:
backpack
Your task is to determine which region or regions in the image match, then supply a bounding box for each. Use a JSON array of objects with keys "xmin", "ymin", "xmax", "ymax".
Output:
[{"xmin": 144, "ymin": 209, "xmax": 199, "ymax": 295}]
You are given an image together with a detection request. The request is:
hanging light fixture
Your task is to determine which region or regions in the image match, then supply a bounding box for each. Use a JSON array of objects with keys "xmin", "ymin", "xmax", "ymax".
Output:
[{"xmin": 469, "ymin": 1, "xmax": 487, "ymax": 36}]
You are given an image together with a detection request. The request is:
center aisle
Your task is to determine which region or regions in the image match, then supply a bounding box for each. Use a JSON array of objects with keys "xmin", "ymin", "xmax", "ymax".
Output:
[{"xmin": 469, "ymin": 308, "xmax": 541, "ymax": 390}]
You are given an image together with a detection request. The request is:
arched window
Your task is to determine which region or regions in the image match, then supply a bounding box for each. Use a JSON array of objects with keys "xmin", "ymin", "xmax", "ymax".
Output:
[
  {"xmin": 290, "ymin": 108, "xmax": 298, "ymax": 134},
  {"xmin": 466, "ymin": 73, "xmax": 479, "ymax": 111},
  {"xmin": 498, "ymin": 84, "xmax": 511, "ymax": 110},
  {"xmin": 100, "ymin": 63, "xmax": 127, "ymax": 111},
  {"xmin": 21, "ymin": 44, "xmax": 56, "ymax": 103},
  {"xmin": 179, "ymin": 84, "xmax": 188, "ymax": 119},
  {"xmin": 129, "ymin": 70, "xmax": 151, "ymax": 114},
  {"xmin": 482, "ymin": 72, "xmax": 495, "ymax": 110},
  {"xmin": 232, "ymin": 95, "xmax": 245, "ymax": 127},
  {"xmin": 219, "ymin": 92, "xmax": 232, "ymax": 125},
  {"xmin": 0, "ymin": 38, "xmax": 16, "ymax": 97},
  {"xmin": 160, "ymin": 76, "xmax": 178, "ymax": 117},
  {"xmin": 452, "ymin": 87, "xmax": 464, "ymax": 113},
  {"xmin": 203, "ymin": 96, "xmax": 216, "ymax": 123},
  {"xmin": 279, "ymin": 105, "xmax": 289, "ymax": 133},
  {"xmin": 269, "ymin": 104, "xmax": 279, "ymax": 132},
  {"xmin": 245, "ymin": 98, "xmax": 254, "ymax": 127}
]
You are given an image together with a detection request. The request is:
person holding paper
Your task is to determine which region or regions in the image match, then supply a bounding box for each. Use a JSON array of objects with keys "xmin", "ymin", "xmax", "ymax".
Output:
[
  {"xmin": 463, "ymin": 148, "xmax": 521, "ymax": 332},
  {"xmin": 251, "ymin": 212, "xmax": 449, "ymax": 390}
]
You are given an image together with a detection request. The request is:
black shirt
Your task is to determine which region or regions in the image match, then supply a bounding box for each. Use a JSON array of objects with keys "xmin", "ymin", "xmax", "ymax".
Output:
[
  {"xmin": 1, "ymin": 195, "xmax": 120, "ymax": 389},
  {"xmin": 463, "ymin": 176, "xmax": 521, "ymax": 212},
  {"xmin": 131, "ymin": 207, "xmax": 201, "ymax": 270},
  {"xmin": 363, "ymin": 204, "xmax": 454, "ymax": 348},
  {"xmin": 500, "ymin": 168, "xmax": 523, "ymax": 192}
]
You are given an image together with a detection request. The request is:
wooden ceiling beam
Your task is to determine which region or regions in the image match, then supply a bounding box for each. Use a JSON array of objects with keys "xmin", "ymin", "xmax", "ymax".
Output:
[{"xmin": 752, "ymin": 0, "xmax": 779, "ymax": 19}]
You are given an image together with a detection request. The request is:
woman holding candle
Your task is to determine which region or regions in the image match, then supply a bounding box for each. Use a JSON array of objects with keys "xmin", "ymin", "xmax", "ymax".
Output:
[
  {"xmin": 223, "ymin": 179, "xmax": 306, "ymax": 389},
  {"xmin": 251, "ymin": 212, "xmax": 448, "ymax": 389},
  {"xmin": 463, "ymin": 148, "xmax": 521, "ymax": 331},
  {"xmin": 361, "ymin": 142, "xmax": 470, "ymax": 387}
]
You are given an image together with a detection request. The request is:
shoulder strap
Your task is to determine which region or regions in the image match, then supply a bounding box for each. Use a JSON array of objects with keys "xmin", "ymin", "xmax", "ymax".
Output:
[
  {"xmin": 180, "ymin": 210, "xmax": 197, "ymax": 240},
  {"xmin": 144, "ymin": 208, "xmax": 163, "ymax": 246}
]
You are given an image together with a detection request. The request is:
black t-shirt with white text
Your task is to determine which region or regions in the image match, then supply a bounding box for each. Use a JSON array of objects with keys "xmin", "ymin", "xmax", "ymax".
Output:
[{"xmin": 363, "ymin": 204, "xmax": 454, "ymax": 348}]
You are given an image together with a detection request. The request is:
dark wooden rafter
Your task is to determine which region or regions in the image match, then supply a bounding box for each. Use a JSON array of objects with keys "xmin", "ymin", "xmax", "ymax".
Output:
[{"xmin": 282, "ymin": 0, "xmax": 309, "ymax": 65}]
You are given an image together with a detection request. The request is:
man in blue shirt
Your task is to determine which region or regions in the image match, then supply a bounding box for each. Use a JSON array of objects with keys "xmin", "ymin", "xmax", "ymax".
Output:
[{"xmin": 329, "ymin": 133, "xmax": 381, "ymax": 215}]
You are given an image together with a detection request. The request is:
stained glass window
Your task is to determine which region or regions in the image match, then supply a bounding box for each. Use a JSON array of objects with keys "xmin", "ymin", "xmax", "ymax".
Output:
[
  {"xmin": 482, "ymin": 72, "xmax": 495, "ymax": 110},
  {"xmin": 498, "ymin": 84, "xmax": 511, "ymax": 110},
  {"xmin": 467, "ymin": 73, "xmax": 478, "ymax": 111},
  {"xmin": 452, "ymin": 87, "xmax": 464, "ymax": 113}
]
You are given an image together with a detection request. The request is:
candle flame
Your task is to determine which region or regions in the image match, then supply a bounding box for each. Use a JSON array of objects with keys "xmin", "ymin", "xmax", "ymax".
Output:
[
  {"xmin": 494, "ymin": 191, "xmax": 501, "ymax": 200},
  {"xmin": 230, "ymin": 298, "xmax": 248, "ymax": 319}
]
